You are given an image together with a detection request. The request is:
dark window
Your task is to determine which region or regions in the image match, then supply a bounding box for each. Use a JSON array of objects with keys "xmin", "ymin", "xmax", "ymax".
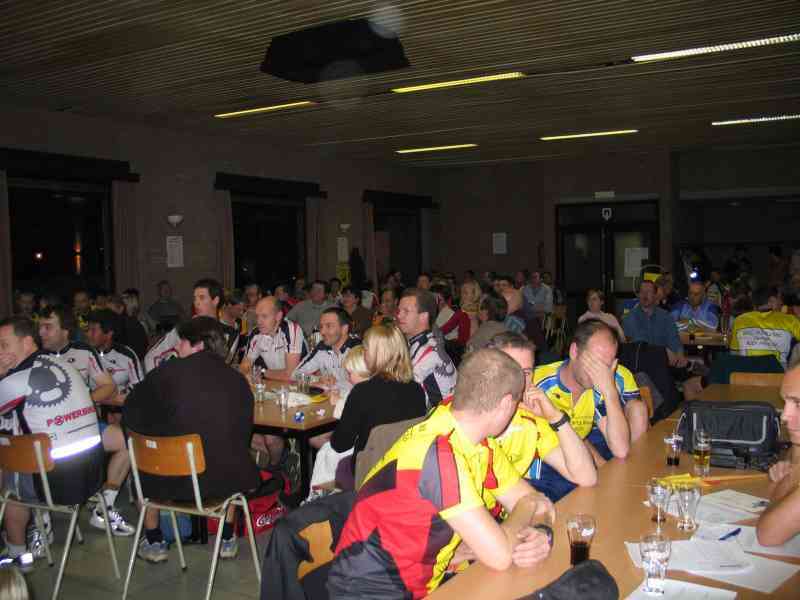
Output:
[
  {"xmin": 9, "ymin": 180, "xmax": 113, "ymax": 299},
  {"xmin": 232, "ymin": 196, "xmax": 305, "ymax": 290}
]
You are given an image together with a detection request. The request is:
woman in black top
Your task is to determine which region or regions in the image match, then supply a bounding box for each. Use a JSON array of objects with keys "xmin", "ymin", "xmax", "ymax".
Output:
[{"xmin": 330, "ymin": 323, "xmax": 426, "ymax": 480}]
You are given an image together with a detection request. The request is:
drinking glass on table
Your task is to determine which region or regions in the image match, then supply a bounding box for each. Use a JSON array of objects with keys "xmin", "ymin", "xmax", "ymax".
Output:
[
  {"xmin": 566, "ymin": 514, "xmax": 596, "ymax": 566},
  {"xmin": 639, "ymin": 533, "xmax": 671, "ymax": 595},
  {"xmin": 646, "ymin": 477, "xmax": 672, "ymax": 530},
  {"xmin": 664, "ymin": 434, "xmax": 682, "ymax": 467},
  {"xmin": 674, "ymin": 482, "xmax": 701, "ymax": 531},
  {"xmin": 693, "ymin": 428, "xmax": 711, "ymax": 476}
]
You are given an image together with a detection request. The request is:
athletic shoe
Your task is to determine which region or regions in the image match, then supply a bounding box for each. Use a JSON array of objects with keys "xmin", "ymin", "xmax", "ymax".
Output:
[
  {"xmin": 0, "ymin": 551, "xmax": 35, "ymax": 573},
  {"xmin": 90, "ymin": 508, "xmax": 136, "ymax": 536},
  {"xmin": 137, "ymin": 538, "xmax": 168, "ymax": 564},
  {"xmin": 27, "ymin": 526, "xmax": 54, "ymax": 560},
  {"xmin": 219, "ymin": 536, "xmax": 239, "ymax": 559}
]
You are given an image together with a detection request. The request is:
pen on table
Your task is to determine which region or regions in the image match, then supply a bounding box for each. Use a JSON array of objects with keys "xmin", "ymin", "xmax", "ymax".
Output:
[{"xmin": 718, "ymin": 528, "xmax": 741, "ymax": 541}]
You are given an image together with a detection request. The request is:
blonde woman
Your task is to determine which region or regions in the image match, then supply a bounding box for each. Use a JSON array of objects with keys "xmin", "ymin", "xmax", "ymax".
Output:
[
  {"xmin": 578, "ymin": 289, "xmax": 625, "ymax": 341},
  {"xmin": 330, "ymin": 324, "xmax": 427, "ymax": 489},
  {"xmin": 440, "ymin": 280, "xmax": 481, "ymax": 345},
  {"xmin": 0, "ymin": 566, "xmax": 29, "ymax": 600},
  {"xmin": 308, "ymin": 346, "xmax": 371, "ymax": 493}
]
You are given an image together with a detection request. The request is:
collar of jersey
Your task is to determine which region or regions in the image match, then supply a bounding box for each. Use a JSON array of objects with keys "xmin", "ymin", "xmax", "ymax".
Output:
[
  {"xmin": 434, "ymin": 404, "xmax": 485, "ymax": 460},
  {"xmin": 554, "ymin": 360, "xmax": 573, "ymax": 395},
  {"xmin": 408, "ymin": 330, "xmax": 432, "ymax": 347},
  {"xmin": 9, "ymin": 350, "xmax": 45, "ymax": 375}
]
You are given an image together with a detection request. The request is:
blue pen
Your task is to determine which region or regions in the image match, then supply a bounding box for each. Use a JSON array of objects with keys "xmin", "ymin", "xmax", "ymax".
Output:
[{"xmin": 718, "ymin": 528, "xmax": 742, "ymax": 541}]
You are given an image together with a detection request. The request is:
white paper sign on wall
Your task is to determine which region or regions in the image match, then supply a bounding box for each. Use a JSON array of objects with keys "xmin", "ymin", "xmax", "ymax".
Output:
[
  {"xmin": 166, "ymin": 235, "xmax": 184, "ymax": 268},
  {"xmin": 492, "ymin": 232, "xmax": 508, "ymax": 255}
]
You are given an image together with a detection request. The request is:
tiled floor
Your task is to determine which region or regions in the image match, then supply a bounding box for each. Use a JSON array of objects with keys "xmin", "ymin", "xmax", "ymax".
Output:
[{"xmin": 22, "ymin": 498, "xmax": 270, "ymax": 600}]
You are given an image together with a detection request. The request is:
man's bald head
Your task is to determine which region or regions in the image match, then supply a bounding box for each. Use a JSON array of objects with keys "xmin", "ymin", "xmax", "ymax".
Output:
[{"xmin": 256, "ymin": 296, "xmax": 283, "ymax": 334}]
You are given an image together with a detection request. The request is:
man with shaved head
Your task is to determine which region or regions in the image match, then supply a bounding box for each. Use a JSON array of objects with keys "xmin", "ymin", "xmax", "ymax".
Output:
[
  {"xmin": 239, "ymin": 296, "xmax": 307, "ymax": 381},
  {"xmin": 671, "ymin": 281, "xmax": 719, "ymax": 332},
  {"xmin": 239, "ymin": 296, "xmax": 309, "ymax": 470}
]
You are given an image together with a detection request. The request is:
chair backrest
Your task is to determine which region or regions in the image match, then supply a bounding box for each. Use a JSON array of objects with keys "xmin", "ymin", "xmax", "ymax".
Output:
[
  {"xmin": 0, "ymin": 433, "xmax": 54, "ymax": 474},
  {"xmin": 128, "ymin": 432, "xmax": 206, "ymax": 477},
  {"xmin": 638, "ymin": 386, "xmax": 654, "ymax": 419},
  {"xmin": 730, "ymin": 372, "xmax": 784, "ymax": 387},
  {"xmin": 297, "ymin": 521, "xmax": 335, "ymax": 579},
  {"xmin": 354, "ymin": 417, "xmax": 425, "ymax": 489}
]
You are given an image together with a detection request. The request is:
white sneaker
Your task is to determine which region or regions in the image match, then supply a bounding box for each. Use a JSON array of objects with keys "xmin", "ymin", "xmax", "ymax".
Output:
[
  {"xmin": 26, "ymin": 524, "xmax": 54, "ymax": 560},
  {"xmin": 90, "ymin": 507, "xmax": 136, "ymax": 536}
]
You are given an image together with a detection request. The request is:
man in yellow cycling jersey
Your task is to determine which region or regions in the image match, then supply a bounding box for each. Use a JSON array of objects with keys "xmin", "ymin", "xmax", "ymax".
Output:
[{"xmin": 730, "ymin": 288, "xmax": 800, "ymax": 367}]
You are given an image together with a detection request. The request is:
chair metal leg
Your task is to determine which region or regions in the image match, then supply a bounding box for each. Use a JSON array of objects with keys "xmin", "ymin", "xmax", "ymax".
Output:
[
  {"xmin": 74, "ymin": 524, "xmax": 84, "ymax": 545},
  {"xmin": 169, "ymin": 511, "xmax": 187, "ymax": 571},
  {"xmin": 122, "ymin": 503, "xmax": 148, "ymax": 600},
  {"xmin": 238, "ymin": 497, "xmax": 262, "ymax": 583},
  {"xmin": 204, "ymin": 501, "xmax": 231, "ymax": 600},
  {"xmin": 0, "ymin": 491, "xmax": 8, "ymax": 526},
  {"xmin": 33, "ymin": 508, "xmax": 55, "ymax": 566},
  {"xmin": 95, "ymin": 493, "xmax": 121, "ymax": 579},
  {"xmin": 51, "ymin": 507, "xmax": 79, "ymax": 600}
]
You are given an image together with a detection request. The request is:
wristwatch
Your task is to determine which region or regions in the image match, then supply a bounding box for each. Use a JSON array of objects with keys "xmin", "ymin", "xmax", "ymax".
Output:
[{"xmin": 549, "ymin": 412, "xmax": 570, "ymax": 432}]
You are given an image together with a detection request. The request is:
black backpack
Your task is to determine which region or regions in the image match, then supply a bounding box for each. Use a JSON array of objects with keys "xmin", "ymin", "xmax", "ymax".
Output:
[{"xmin": 676, "ymin": 400, "xmax": 781, "ymax": 470}]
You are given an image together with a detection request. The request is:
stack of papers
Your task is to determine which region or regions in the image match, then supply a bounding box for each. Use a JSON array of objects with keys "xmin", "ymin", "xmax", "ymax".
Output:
[
  {"xmin": 663, "ymin": 497, "xmax": 752, "ymax": 525},
  {"xmin": 625, "ymin": 579, "xmax": 736, "ymax": 599},
  {"xmin": 702, "ymin": 490, "xmax": 768, "ymax": 515}
]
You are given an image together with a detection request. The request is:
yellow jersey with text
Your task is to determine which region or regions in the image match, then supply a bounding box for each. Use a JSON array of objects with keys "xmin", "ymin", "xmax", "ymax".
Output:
[{"xmin": 730, "ymin": 310, "xmax": 800, "ymax": 366}]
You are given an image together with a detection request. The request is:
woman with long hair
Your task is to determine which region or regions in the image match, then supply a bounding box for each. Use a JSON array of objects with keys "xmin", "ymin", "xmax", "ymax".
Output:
[{"xmin": 330, "ymin": 324, "xmax": 427, "ymax": 489}]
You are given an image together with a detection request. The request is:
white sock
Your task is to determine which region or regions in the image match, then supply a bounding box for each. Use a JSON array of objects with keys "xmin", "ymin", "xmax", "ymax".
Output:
[
  {"xmin": 41, "ymin": 511, "xmax": 52, "ymax": 532},
  {"xmin": 7, "ymin": 542, "xmax": 26, "ymax": 558},
  {"xmin": 102, "ymin": 488, "xmax": 119, "ymax": 511}
]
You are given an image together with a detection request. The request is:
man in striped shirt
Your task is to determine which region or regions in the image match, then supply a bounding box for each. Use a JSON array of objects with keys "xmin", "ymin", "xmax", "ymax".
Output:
[{"xmin": 292, "ymin": 307, "xmax": 360, "ymax": 392}]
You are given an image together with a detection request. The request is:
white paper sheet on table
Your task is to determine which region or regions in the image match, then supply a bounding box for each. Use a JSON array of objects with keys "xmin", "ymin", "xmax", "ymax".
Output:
[
  {"xmin": 685, "ymin": 551, "xmax": 800, "ymax": 594},
  {"xmin": 626, "ymin": 540, "xmax": 751, "ymax": 573},
  {"xmin": 695, "ymin": 524, "xmax": 800, "ymax": 558},
  {"xmin": 663, "ymin": 497, "xmax": 753, "ymax": 525},
  {"xmin": 703, "ymin": 490, "xmax": 768, "ymax": 515},
  {"xmin": 626, "ymin": 578, "xmax": 736, "ymax": 600}
]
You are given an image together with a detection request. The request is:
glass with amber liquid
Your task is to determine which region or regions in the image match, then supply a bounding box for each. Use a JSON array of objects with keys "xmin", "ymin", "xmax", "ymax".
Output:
[{"xmin": 693, "ymin": 428, "xmax": 711, "ymax": 476}]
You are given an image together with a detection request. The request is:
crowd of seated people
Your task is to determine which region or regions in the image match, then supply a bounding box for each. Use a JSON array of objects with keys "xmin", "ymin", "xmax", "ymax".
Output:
[{"xmin": 4, "ymin": 245, "xmax": 800, "ymax": 597}]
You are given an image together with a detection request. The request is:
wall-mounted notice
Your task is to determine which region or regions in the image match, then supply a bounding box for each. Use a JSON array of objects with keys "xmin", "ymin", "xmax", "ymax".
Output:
[
  {"xmin": 492, "ymin": 232, "xmax": 508, "ymax": 255},
  {"xmin": 624, "ymin": 247, "xmax": 648, "ymax": 277},
  {"xmin": 166, "ymin": 235, "xmax": 184, "ymax": 268}
]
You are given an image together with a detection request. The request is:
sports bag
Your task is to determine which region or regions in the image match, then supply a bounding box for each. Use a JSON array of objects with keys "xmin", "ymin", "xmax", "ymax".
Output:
[{"xmin": 676, "ymin": 400, "xmax": 780, "ymax": 470}]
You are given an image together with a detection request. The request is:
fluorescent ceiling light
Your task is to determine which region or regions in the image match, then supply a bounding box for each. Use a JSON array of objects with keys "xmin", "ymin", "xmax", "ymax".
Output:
[
  {"xmin": 214, "ymin": 100, "xmax": 315, "ymax": 118},
  {"xmin": 712, "ymin": 114, "xmax": 800, "ymax": 126},
  {"xmin": 396, "ymin": 144, "xmax": 478, "ymax": 154},
  {"xmin": 631, "ymin": 33, "xmax": 800, "ymax": 62},
  {"xmin": 391, "ymin": 72, "xmax": 525, "ymax": 93},
  {"xmin": 540, "ymin": 129, "xmax": 638, "ymax": 141}
]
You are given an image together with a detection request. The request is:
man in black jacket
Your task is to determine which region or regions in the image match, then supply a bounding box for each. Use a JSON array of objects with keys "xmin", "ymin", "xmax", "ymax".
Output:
[{"xmin": 124, "ymin": 317, "xmax": 259, "ymax": 564}]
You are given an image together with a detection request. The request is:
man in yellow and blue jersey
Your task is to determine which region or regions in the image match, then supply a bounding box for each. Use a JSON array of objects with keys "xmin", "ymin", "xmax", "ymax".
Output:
[{"xmin": 533, "ymin": 319, "xmax": 649, "ymax": 500}]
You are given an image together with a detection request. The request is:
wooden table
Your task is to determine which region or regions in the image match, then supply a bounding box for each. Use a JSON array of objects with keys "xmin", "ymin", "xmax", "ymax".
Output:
[
  {"xmin": 698, "ymin": 384, "xmax": 784, "ymax": 411},
  {"xmin": 429, "ymin": 416, "xmax": 798, "ymax": 599},
  {"xmin": 680, "ymin": 331, "xmax": 727, "ymax": 348},
  {"xmin": 252, "ymin": 382, "xmax": 337, "ymax": 498}
]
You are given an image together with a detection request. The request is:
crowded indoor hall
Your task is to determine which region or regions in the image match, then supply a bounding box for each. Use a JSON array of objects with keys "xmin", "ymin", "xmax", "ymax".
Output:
[{"xmin": 1, "ymin": 2, "xmax": 799, "ymax": 599}]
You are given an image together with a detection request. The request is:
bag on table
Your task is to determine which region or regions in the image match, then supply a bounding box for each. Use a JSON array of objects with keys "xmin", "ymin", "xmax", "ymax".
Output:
[
  {"xmin": 526, "ymin": 559, "xmax": 618, "ymax": 600},
  {"xmin": 676, "ymin": 400, "xmax": 781, "ymax": 470}
]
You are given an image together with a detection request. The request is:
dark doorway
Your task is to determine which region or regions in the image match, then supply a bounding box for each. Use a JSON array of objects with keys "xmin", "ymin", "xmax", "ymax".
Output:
[
  {"xmin": 9, "ymin": 179, "xmax": 113, "ymax": 300},
  {"xmin": 373, "ymin": 207, "xmax": 421, "ymax": 283},
  {"xmin": 558, "ymin": 200, "xmax": 660, "ymax": 322},
  {"xmin": 232, "ymin": 195, "xmax": 305, "ymax": 291}
]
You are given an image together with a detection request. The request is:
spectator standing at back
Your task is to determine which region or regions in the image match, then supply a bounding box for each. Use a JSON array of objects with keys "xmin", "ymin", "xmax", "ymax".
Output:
[
  {"xmin": 107, "ymin": 294, "xmax": 149, "ymax": 361},
  {"xmin": 542, "ymin": 272, "xmax": 564, "ymax": 305},
  {"xmin": 522, "ymin": 270, "xmax": 553, "ymax": 318},
  {"xmin": 242, "ymin": 283, "xmax": 262, "ymax": 334},
  {"xmin": 286, "ymin": 280, "xmax": 334, "ymax": 338},
  {"xmin": 340, "ymin": 286, "xmax": 373, "ymax": 338}
]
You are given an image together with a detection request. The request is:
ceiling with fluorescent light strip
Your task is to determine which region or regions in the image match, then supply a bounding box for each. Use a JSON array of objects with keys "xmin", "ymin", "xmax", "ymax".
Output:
[{"xmin": 1, "ymin": 0, "xmax": 798, "ymax": 167}]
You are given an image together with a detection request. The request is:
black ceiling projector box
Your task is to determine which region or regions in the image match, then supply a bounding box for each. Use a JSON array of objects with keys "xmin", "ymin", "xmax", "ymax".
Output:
[{"xmin": 261, "ymin": 18, "xmax": 410, "ymax": 83}]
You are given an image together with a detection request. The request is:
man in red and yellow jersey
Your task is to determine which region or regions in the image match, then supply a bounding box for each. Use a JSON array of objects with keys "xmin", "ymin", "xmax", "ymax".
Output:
[{"xmin": 328, "ymin": 349, "xmax": 555, "ymax": 600}]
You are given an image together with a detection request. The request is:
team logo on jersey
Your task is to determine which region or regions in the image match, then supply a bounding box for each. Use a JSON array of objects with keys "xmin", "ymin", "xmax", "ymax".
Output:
[{"xmin": 25, "ymin": 357, "xmax": 73, "ymax": 408}]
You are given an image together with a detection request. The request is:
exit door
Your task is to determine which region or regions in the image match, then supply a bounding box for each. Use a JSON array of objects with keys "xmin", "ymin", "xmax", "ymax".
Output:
[{"xmin": 558, "ymin": 201, "xmax": 660, "ymax": 322}]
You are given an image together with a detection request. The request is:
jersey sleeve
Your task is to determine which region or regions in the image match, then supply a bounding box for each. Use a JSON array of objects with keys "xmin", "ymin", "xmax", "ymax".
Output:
[
  {"xmin": 144, "ymin": 328, "xmax": 179, "ymax": 373},
  {"xmin": 86, "ymin": 346, "xmax": 109, "ymax": 390},
  {"xmin": 533, "ymin": 416, "xmax": 560, "ymax": 460},
  {"xmin": 287, "ymin": 321, "xmax": 307, "ymax": 355},
  {"xmin": 594, "ymin": 365, "xmax": 640, "ymax": 421}
]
